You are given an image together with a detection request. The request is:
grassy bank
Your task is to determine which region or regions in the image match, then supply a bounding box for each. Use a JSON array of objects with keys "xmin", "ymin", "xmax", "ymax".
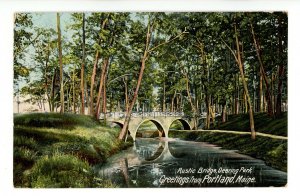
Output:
[
  {"xmin": 169, "ymin": 131, "xmax": 287, "ymax": 172},
  {"xmin": 14, "ymin": 113, "xmax": 131, "ymax": 188},
  {"xmin": 213, "ymin": 112, "xmax": 287, "ymax": 136}
]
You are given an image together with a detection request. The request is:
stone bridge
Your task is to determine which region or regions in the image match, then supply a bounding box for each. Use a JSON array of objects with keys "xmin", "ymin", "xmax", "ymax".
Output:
[{"xmin": 106, "ymin": 112, "xmax": 195, "ymax": 141}]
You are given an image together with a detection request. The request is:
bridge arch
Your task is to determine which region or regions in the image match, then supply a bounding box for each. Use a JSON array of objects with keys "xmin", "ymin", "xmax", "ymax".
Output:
[
  {"xmin": 111, "ymin": 121, "xmax": 124, "ymax": 129},
  {"xmin": 168, "ymin": 118, "xmax": 191, "ymax": 131},
  {"xmin": 134, "ymin": 119, "xmax": 166, "ymax": 138}
]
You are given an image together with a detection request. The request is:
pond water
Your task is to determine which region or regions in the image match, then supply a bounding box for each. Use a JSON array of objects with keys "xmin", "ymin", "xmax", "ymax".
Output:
[{"xmin": 94, "ymin": 137, "xmax": 287, "ymax": 187}]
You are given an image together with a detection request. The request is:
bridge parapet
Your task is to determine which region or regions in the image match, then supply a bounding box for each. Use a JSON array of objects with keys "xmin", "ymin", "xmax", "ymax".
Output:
[{"xmin": 106, "ymin": 111, "xmax": 185, "ymax": 120}]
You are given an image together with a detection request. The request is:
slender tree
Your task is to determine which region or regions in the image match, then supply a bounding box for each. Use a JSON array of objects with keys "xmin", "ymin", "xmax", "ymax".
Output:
[
  {"xmin": 275, "ymin": 13, "xmax": 287, "ymax": 117},
  {"xmin": 230, "ymin": 20, "xmax": 256, "ymax": 139},
  {"xmin": 250, "ymin": 20, "xmax": 273, "ymax": 117},
  {"xmin": 80, "ymin": 13, "xmax": 86, "ymax": 114},
  {"xmin": 89, "ymin": 17, "xmax": 108, "ymax": 115},
  {"xmin": 57, "ymin": 13, "xmax": 64, "ymax": 113}
]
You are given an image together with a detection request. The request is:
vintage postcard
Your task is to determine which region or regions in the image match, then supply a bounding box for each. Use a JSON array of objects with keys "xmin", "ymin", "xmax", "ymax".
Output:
[{"xmin": 13, "ymin": 12, "xmax": 287, "ymax": 188}]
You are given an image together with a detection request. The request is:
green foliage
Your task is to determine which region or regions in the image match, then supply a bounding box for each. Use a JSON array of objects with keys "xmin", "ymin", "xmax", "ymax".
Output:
[
  {"xmin": 14, "ymin": 13, "xmax": 33, "ymax": 83},
  {"xmin": 14, "ymin": 12, "xmax": 287, "ymax": 124}
]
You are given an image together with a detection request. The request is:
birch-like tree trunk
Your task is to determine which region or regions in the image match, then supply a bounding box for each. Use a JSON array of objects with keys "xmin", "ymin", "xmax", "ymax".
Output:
[
  {"xmin": 80, "ymin": 13, "xmax": 85, "ymax": 114},
  {"xmin": 89, "ymin": 18, "xmax": 108, "ymax": 115},
  {"xmin": 95, "ymin": 58, "xmax": 109, "ymax": 119},
  {"xmin": 276, "ymin": 15, "xmax": 285, "ymax": 117},
  {"xmin": 57, "ymin": 13, "xmax": 64, "ymax": 113},
  {"xmin": 234, "ymin": 23, "xmax": 255, "ymax": 139},
  {"xmin": 250, "ymin": 21, "xmax": 273, "ymax": 117}
]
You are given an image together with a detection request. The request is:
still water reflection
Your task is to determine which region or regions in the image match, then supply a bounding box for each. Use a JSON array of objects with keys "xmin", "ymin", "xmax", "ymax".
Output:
[{"xmin": 94, "ymin": 138, "xmax": 287, "ymax": 187}]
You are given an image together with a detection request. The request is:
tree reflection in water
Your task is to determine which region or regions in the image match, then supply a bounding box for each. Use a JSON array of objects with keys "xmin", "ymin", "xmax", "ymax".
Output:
[{"xmin": 95, "ymin": 138, "xmax": 287, "ymax": 187}]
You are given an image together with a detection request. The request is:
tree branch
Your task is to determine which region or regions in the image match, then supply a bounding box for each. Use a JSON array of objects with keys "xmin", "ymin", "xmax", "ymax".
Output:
[
  {"xmin": 147, "ymin": 29, "xmax": 188, "ymax": 53},
  {"xmin": 107, "ymin": 73, "xmax": 132, "ymax": 85},
  {"xmin": 220, "ymin": 38, "xmax": 239, "ymax": 65}
]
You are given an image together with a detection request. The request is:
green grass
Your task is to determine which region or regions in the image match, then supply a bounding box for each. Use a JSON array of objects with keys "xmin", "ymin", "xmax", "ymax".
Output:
[
  {"xmin": 14, "ymin": 112, "xmax": 132, "ymax": 188},
  {"xmin": 169, "ymin": 131, "xmax": 287, "ymax": 172},
  {"xmin": 213, "ymin": 112, "xmax": 287, "ymax": 136},
  {"xmin": 29, "ymin": 153, "xmax": 92, "ymax": 188}
]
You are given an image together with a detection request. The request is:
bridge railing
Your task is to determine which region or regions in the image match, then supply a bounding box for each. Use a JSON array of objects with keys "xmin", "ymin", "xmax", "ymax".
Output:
[
  {"xmin": 102, "ymin": 111, "xmax": 218, "ymax": 120},
  {"xmin": 104, "ymin": 111, "xmax": 185, "ymax": 119}
]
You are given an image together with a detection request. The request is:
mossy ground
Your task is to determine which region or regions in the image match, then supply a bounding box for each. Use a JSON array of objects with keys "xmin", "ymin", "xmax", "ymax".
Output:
[{"xmin": 14, "ymin": 113, "xmax": 132, "ymax": 188}]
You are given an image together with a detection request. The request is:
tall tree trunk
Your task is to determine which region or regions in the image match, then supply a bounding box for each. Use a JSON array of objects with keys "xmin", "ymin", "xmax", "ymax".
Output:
[
  {"xmin": 123, "ymin": 77, "xmax": 129, "ymax": 113},
  {"xmin": 222, "ymin": 102, "xmax": 227, "ymax": 123},
  {"xmin": 210, "ymin": 104, "xmax": 216, "ymax": 127},
  {"xmin": 67, "ymin": 87, "xmax": 70, "ymax": 112},
  {"xmin": 184, "ymin": 73, "xmax": 198, "ymax": 129},
  {"xmin": 89, "ymin": 51, "xmax": 99, "ymax": 115},
  {"xmin": 50, "ymin": 68, "xmax": 57, "ymax": 112},
  {"xmin": 244, "ymin": 90, "xmax": 248, "ymax": 113},
  {"xmin": 89, "ymin": 18, "xmax": 108, "ymax": 115},
  {"xmin": 80, "ymin": 13, "xmax": 86, "ymax": 114},
  {"xmin": 95, "ymin": 58, "xmax": 109, "ymax": 119},
  {"xmin": 250, "ymin": 21, "xmax": 273, "ymax": 117},
  {"xmin": 118, "ymin": 21, "xmax": 152, "ymax": 140},
  {"xmin": 235, "ymin": 74, "xmax": 240, "ymax": 114},
  {"xmin": 118, "ymin": 57, "xmax": 148, "ymax": 140},
  {"xmin": 272, "ymin": 73, "xmax": 275, "ymax": 113},
  {"xmin": 85, "ymin": 80, "xmax": 89, "ymax": 113},
  {"xmin": 176, "ymin": 94, "xmax": 179, "ymax": 112},
  {"xmin": 163, "ymin": 80, "xmax": 166, "ymax": 112},
  {"xmin": 234, "ymin": 23, "xmax": 255, "ymax": 139},
  {"xmin": 276, "ymin": 15, "xmax": 285, "ymax": 117},
  {"xmin": 263, "ymin": 92, "xmax": 267, "ymax": 112},
  {"xmin": 197, "ymin": 41, "xmax": 210, "ymax": 130},
  {"xmin": 103, "ymin": 73, "xmax": 107, "ymax": 123},
  {"xmin": 171, "ymin": 90, "xmax": 177, "ymax": 112},
  {"xmin": 205, "ymin": 95, "xmax": 211, "ymax": 129},
  {"xmin": 73, "ymin": 68, "xmax": 76, "ymax": 113},
  {"xmin": 44, "ymin": 42, "xmax": 51, "ymax": 112},
  {"xmin": 57, "ymin": 13, "xmax": 64, "ymax": 113},
  {"xmin": 259, "ymin": 67, "xmax": 263, "ymax": 112}
]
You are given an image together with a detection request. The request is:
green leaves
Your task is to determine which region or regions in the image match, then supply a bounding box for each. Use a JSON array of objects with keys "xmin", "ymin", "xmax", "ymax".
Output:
[
  {"xmin": 14, "ymin": 12, "xmax": 287, "ymax": 117},
  {"xmin": 14, "ymin": 13, "xmax": 33, "ymax": 82}
]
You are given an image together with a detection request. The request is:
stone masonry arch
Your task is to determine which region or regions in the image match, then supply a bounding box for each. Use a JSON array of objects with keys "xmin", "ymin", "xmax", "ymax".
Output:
[
  {"xmin": 168, "ymin": 118, "xmax": 192, "ymax": 131},
  {"xmin": 111, "ymin": 121, "xmax": 124, "ymax": 129},
  {"xmin": 134, "ymin": 119, "xmax": 166, "ymax": 139}
]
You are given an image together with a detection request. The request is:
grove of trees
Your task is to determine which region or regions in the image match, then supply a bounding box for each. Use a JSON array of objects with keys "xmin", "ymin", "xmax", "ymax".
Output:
[{"xmin": 14, "ymin": 12, "xmax": 287, "ymax": 140}]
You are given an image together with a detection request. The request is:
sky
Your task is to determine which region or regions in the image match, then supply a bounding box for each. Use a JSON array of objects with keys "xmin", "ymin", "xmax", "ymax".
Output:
[{"xmin": 32, "ymin": 13, "xmax": 71, "ymax": 32}]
